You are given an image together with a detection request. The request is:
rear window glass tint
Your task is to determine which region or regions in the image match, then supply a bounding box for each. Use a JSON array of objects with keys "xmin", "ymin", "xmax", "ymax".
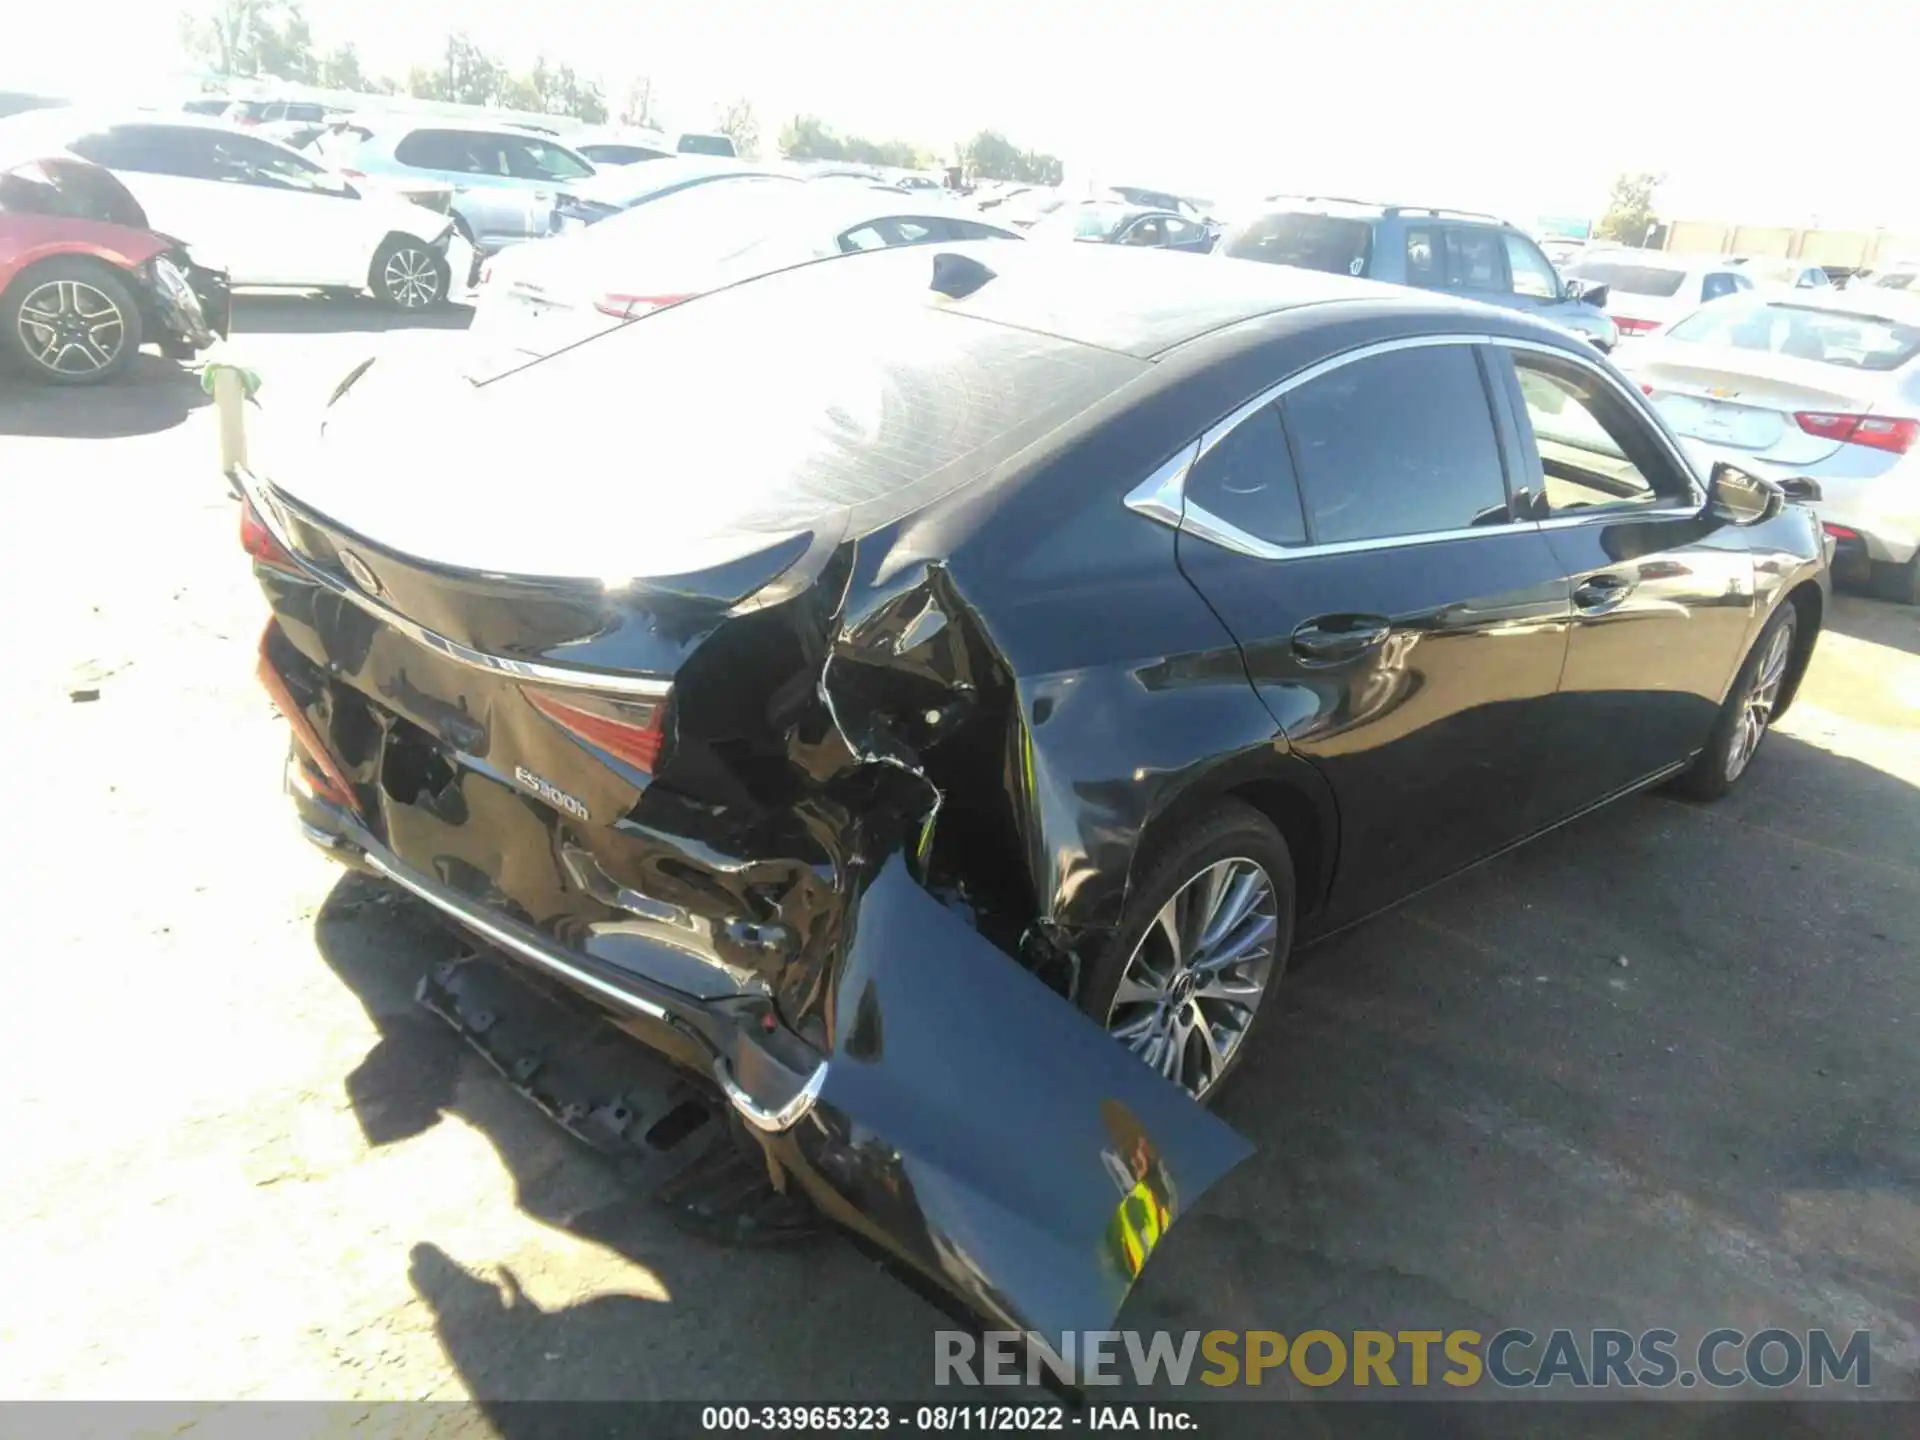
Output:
[
  {"xmin": 677, "ymin": 134, "xmax": 736, "ymax": 156},
  {"xmin": 1283, "ymin": 346, "xmax": 1509, "ymax": 543},
  {"xmin": 1222, "ymin": 212, "xmax": 1373, "ymax": 278},
  {"xmin": 1664, "ymin": 300, "xmax": 1920, "ymax": 371},
  {"xmin": 1569, "ymin": 261, "xmax": 1686, "ymax": 297}
]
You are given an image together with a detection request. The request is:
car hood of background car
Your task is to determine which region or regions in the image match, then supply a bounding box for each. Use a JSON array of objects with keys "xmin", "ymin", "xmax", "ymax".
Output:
[{"xmin": 283, "ymin": 257, "xmax": 1147, "ymax": 582}]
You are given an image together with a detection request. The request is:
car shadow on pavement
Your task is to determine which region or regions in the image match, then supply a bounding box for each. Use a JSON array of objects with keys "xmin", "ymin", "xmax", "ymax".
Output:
[
  {"xmin": 309, "ymin": 721, "xmax": 1918, "ymax": 1414},
  {"xmin": 231, "ymin": 293, "xmax": 473, "ymax": 336},
  {"xmin": 0, "ymin": 353, "xmax": 209, "ymax": 439}
]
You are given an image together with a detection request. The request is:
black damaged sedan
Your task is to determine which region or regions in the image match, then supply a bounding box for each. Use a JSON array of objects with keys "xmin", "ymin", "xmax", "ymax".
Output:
[{"xmin": 239, "ymin": 241, "xmax": 1829, "ymax": 1339}]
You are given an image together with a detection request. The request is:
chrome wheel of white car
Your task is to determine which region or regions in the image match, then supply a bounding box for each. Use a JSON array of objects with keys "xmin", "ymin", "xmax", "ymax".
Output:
[{"xmin": 372, "ymin": 239, "xmax": 446, "ymax": 310}]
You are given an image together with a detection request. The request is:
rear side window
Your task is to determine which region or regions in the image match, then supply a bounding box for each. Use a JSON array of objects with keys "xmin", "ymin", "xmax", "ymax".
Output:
[
  {"xmin": 1186, "ymin": 403, "xmax": 1307, "ymax": 546},
  {"xmin": 1281, "ymin": 346, "xmax": 1510, "ymax": 544},
  {"xmin": 1222, "ymin": 211, "xmax": 1372, "ymax": 277},
  {"xmin": 1444, "ymin": 228, "xmax": 1507, "ymax": 291},
  {"xmin": 394, "ymin": 129, "xmax": 491, "ymax": 173},
  {"xmin": 70, "ymin": 125, "xmax": 218, "ymax": 178}
]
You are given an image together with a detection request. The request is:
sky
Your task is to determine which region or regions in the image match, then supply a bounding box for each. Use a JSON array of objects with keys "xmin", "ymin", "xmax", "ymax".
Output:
[{"xmin": 13, "ymin": 0, "xmax": 1918, "ymax": 230}]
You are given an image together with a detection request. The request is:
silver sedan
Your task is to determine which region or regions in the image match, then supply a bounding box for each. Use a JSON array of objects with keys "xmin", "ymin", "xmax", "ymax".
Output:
[{"xmin": 1617, "ymin": 288, "xmax": 1920, "ymax": 602}]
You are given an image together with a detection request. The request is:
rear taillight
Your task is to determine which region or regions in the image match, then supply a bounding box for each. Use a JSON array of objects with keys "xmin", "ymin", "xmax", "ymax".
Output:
[
  {"xmin": 240, "ymin": 499, "xmax": 303, "ymax": 575},
  {"xmin": 256, "ymin": 624, "xmax": 361, "ymax": 814},
  {"xmin": 1640, "ymin": 383, "xmax": 1656, "ymax": 396},
  {"xmin": 1823, "ymin": 522, "xmax": 1858, "ymax": 540},
  {"xmin": 340, "ymin": 167, "xmax": 366, "ymax": 179},
  {"xmin": 1794, "ymin": 412, "xmax": 1918, "ymax": 455},
  {"xmin": 592, "ymin": 293, "xmax": 693, "ymax": 320},
  {"xmin": 524, "ymin": 688, "xmax": 669, "ymax": 775},
  {"xmin": 1614, "ymin": 316, "xmax": 1661, "ymax": 336}
]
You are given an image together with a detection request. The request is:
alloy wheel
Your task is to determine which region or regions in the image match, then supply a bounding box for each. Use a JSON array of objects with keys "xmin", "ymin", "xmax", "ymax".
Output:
[
  {"xmin": 1725, "ymin": 621, "xmax": 1793, "ymax": 782},
  {"xmin": 382, "ymin": 247, "xmax": 442, "ymax": 308},
  {"xmin": 1104, "ymin": 856, "xmax": 1279, "ymax": 1099},
  {"xmin": 16, "ymin": 279, "xmax": 126, "ymax": 376}
]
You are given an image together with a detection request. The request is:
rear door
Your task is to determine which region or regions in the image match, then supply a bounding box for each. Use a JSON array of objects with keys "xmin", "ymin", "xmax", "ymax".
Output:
[
  {"xmin": 1490, "ymin": 340, "xmax": 1755, "ymax": 820},
  {"xmin": 1167, "ymin": 337, "xmax": 1573, "ymax": 922},
  {"xmin": 394, "ymin": 129, "xmax": 527, "ymax": 251}
]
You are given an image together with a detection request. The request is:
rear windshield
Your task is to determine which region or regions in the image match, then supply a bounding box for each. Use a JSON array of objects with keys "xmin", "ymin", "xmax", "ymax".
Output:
[
  {"xmin": 1664, "ymin": 298, "xmax": 1920, "ymax": 372},
  {"xmin": 1568, "ymin": 260, "xmax": 1686, "ymax": 297},
  {"xmin": 676, "ymin": 134, "xmax": 736, "ymax": 157},
  {"xmin": 1221, "ymin": 211, "xmax": 1373, "ymax": 277}
]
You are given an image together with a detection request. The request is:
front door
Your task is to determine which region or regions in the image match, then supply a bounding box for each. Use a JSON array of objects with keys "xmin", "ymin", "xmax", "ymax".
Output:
[
  {"xmin": 1169, "ymin": 338, "xmax": 1573, "ymax": 923},
  {"xmin": 1487, "ymin": 341, "xmax": 1756, "ymax": 823}
]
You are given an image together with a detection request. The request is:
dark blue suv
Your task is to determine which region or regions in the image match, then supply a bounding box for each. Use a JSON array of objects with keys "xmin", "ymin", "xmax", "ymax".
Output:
[{"xmin": 1219, "ymin": 197, "xmax": 1617, "ymax": 351}]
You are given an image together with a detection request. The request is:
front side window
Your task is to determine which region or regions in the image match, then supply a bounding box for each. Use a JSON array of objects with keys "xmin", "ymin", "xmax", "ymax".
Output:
[
  {"xmin": 505, "ymin": 139, "xmax": 593, "ymax": 182},
  {"xmin": 1121, "ymin": 216, "xmax": 1168, "ymax": 247},
  {"xmin": 1405, "ymin": 226, "xmax": 1440, "ymax": 287},
  {"xmin": 1503, "ymin": 232, "xmax": 1561, "ymax": 299},
  {"xmin": 1509, "ymin": 352, "xmax": 1677, "ymax": 515},
  {"xmin": 1186, "ymin": 403, "xmax": 1307, "ymax": 547},
  {"xmin": 580, "ymin": 144, "xmax": 670, "ymax": 165},
  {"xmin": 208, "ymin": 134, "xmax": 336, "ymax": 191},
  {"xmin": 1281, "ymin": 345, "xmax": 1510, "ymax": 544}
]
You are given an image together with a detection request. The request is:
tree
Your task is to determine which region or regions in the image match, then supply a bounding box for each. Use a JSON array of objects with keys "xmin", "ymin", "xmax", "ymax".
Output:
[
  {"xmin": 179, "ymin": 0, "xmax": 317, "ymax": 80},
  {"xmin": 961, "ymin": 129, "xmax": 1061, "ymax": 186},
  {"xmin": 617, "ymin": 75, "xmax": 658, "ymax": 128},
  {"xmin": 780, "ymin": 114, "xmax": 843, "ymax": 161},
  {"xmin": 316, "ymin": 41, "xmax": 366, "ymax": 90},
  {"xmin": 1596, "ymin": 171, "xmax": 1663, "ymax": 246},
  {"xmin": 717, "ymin": 98, "xmax": 759, "ymax": 159}
]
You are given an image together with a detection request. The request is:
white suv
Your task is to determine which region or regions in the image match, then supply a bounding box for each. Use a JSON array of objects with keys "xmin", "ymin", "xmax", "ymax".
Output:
[{"xmin": 2, "ymin": 111, "xmax": 468, "ymax": 308}]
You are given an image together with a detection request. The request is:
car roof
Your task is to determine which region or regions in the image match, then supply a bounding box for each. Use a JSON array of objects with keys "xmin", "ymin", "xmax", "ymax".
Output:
[
  {"xmin": 627, "ymin": 236, "xmax": 1498, "ymax": 360},
  {"xmin": 1253, "ymin": 195, "xmax": 1517, "ymax": 228},
  {"xmin": 356, "ymin": 116, "xmax": 583, "ymax": 142}
]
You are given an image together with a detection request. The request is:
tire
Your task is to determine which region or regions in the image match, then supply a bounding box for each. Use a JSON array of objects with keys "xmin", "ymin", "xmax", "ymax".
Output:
[
  {"xmin": 2, "ymin": 257, "xmax": 142, "ymax": 384},
  {"xmin": 1079, "ymin": 800, "xmax": 1295, "ymax": 1103},
  {"xmin": 369, "ymin": 236, "xmax": 448, "ymax": 311},
  {"xmin": 1869, "ymin": 556, "xmax": 1920, "ymax": 606},
  {"xmin": 1670, "ymin": 603, "xmax": 1798, "ymax": 801}
]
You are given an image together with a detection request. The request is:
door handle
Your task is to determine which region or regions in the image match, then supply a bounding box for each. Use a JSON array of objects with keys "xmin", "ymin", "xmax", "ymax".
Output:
[
  {"xmin": 1291, "ymin": 614, "xmax": 1392, "ymax": 663},
  {"xmin": 1573, "ymin": 574, "xmax": 1631, "ymax": 612}
]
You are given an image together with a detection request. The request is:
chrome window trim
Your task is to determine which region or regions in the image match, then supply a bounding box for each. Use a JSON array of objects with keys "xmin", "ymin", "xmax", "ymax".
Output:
[
  {"xmin": 235, "ymin": 467, "xmax": 674, "ymax": 700},
  {"xmin": 1122, "ymin": 331, "xmax": 1711, "ymax": 563}
]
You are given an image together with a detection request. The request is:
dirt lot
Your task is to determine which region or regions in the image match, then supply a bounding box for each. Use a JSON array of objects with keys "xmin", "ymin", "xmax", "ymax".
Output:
[{"xmin": 2, "ymin": 301, "xmax": 1916, "ymax": 1418}]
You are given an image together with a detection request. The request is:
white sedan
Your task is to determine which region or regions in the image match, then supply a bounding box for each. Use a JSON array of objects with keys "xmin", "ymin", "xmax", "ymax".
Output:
[
  {"xmin": 0, "ymin": 110, "xmax": 470, "ymax": 309},
  {"xmin": 467, "ymin": 180, "xmax": 1022, "ymax": 369}
]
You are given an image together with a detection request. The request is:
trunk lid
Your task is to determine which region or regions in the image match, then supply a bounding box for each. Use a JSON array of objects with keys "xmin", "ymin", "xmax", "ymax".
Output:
[{"xmin": 1630, "ymin": 342, "xmax": 1891, "ymax": 465}]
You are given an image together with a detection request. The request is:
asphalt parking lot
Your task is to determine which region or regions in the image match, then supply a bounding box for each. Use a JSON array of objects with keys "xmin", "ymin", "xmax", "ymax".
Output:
[{"xmin": 1, "ymin": 302, "xmax": 1916, "ymax": 1424}]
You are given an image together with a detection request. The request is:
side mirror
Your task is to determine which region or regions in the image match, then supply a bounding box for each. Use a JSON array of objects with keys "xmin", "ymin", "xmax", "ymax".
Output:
[
  {"xmin": 1708, "ymin": 461, "xmax": 1785, "ymax": 527},
  {"xmin": 1565, "ymin": 277, "xmax": 1609, "ymax": 307}
]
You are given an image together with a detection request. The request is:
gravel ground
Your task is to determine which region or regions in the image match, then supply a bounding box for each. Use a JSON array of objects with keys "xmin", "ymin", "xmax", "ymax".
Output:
[{"xmin": 1, "ymin": 297, "xmax": 1915, "ymax": 1426}]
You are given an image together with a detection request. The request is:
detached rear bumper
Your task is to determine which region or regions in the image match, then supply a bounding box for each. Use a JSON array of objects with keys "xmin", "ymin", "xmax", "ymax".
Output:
[{"xmin": 285, "ymin": 766, "xmax": 1252, "ymax": 1341}]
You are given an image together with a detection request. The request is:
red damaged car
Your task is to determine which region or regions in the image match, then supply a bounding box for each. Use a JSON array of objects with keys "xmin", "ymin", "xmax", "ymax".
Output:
[{"xmin": 0, "ymin": 151, "xmax": 227, "ymax": 384}]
